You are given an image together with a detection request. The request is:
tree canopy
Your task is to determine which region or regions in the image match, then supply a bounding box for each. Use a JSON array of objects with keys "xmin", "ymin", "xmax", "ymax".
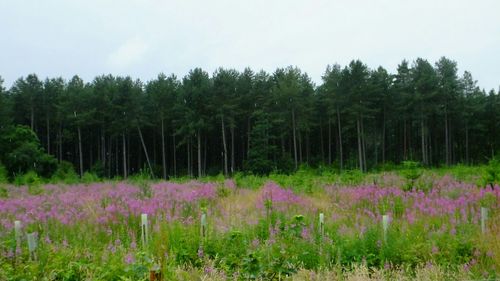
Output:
[{"xmin": 0, "ymin": 57, "xmax": 498, "ymax": 178}]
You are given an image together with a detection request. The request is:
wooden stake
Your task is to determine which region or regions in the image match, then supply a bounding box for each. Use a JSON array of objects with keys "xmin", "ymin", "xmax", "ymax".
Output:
[
  {"xmin": 14, "ymin": 220, "xmax": 22, "ymax": 247},
  {"xmin": 382, "ymin": 215, "xmax": 389, "ymax": 242},
  {"xmin": 141, "ymin": 214, "xmax": 149, "ymax": 246},
  {"xmin": 481, "ymin": 207, "xmax": 488, "ymax": 234},
  {"xmin": 319, "ymin": 213, "xmax": 325, "ymax": 237},
  {"xmin": 27, "ymin": 233, "xmax": 37, "ymax": 261},
  {"xmin": 201, "ymin": 213, "xmax": 207, "ymax": 239}
]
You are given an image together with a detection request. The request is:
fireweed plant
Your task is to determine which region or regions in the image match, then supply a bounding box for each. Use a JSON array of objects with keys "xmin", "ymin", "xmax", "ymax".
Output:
[{"xmin": 0, "ymin": 168, "xmax": 499, "ymax": 280}]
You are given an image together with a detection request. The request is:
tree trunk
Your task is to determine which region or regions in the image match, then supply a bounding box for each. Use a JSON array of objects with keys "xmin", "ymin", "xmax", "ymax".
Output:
[
  {"xmin": 292, "ymin": 108, "xmax": 298, "ymax": 170},
  {"xmin": 203, "ymin": 134, "xmax": 207, "ymax": 175},
  {"xmin": 306, "ymin": 132, "xmax": 310, "ymax": 164},
  {"xmin": 328, "ymin": 119, "xmax": 332, "ymax": 165},
  {"xmin": 337, "ymin": 108, "xmax": 343, "ymax": 171},
  {"xmin": 445, "ymin": 109, "xmax": 449, "ymax": 166},
  {"xmin": 137, "ymin": 126, "xmax": 153, "ymax": 177},
  {"xmin": 247, "ymin": 117, "xmax": 251, "ymax": 159},
  {"xmin": 361, "ymin": 116, "xmax": 367, "ymax": 172},
  {"xmin": 298, "ymin": 131, "xmax": 303, "ymax": 164},
  {"xmin": 465, "ymin": 123, "xmax": 469, "ymax": 165},
  {"xmin": 421, "ymin": 116, "xmax": 426, "ymax": 165},
  {"xmin": 357, "ymin": 117, "xmax": 363, "ymax": 172},
  {"xmin": 320, "ymin": 119, "xmax": 325, "ymax": 163},
  {"xmin": 173, "ymin": 133, "xmax": 177, "ymax": 177},
  {"xmin": 46, "ymin": 116, "xmax": 50, "ymax": 154},
  {"xmin": 403, "ymin": 120, "xmax": 407, "ymax": 160},
  {"xmin": 197, "ymin": 130, "xmax": 202, "ymax": 178},
  {"xmin": 382, "ymin": 113, "xmax": 386, "ymax": 164},
  {"xmin": 58, "ymin": 125, "xmax": 63, "ymax": 163},
  {"xmin": 101, "ymin": 127, "xmax": 106, "ymax": 168},
  {"xmin": 187, "ymin": 138, "xmax": 191, "ymax": 177},
  {"xmin": 161, "ymin": 118, "xmax": 167, "ymax": 179},
  {"xmin": 230, "ymin": 126, "xmax": 235, "ymax": 174},
  {"xmin": 78, "ymin": 126, "xmax": 83, "ymax": 177},
  {"xmin": 122, "ymin": 132, "xmax": 127, "ymax": 179},
  {"xmin": 221, "ymin": 116, "xmax": 228, "ymax": 176}
]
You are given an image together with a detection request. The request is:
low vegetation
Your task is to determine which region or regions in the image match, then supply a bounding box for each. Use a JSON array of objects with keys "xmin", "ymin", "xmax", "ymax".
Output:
[{"xmin": 0, "ymin": 165, "xmax": 499, "ymax": 280}]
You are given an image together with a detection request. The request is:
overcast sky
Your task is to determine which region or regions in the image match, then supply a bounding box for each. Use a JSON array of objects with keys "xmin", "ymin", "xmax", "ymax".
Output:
[{"xmin": 1, "ymin": 0, "xmax": 499, "ymax": 91}]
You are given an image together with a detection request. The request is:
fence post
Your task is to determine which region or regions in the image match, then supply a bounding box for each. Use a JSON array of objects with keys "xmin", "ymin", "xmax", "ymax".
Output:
[
  {"xmin": 382, "ymin": 214, "xmax": 389, "ymax": 242},
  {"xmin": 319, "ymin": 213, "xmax": 325, "ymax": 237},
  {"xmin": 141, "ymin": 213, "xmax": 148, "ymax": 246},
  {"xmin": 27, "ymin": 233, "xmax": 37, "ymax": 261},
  {"xmin": 200, "ymin": 213, "xmax": 207, "ymax": 239},
  {"xmin": 481, "ymin": 207, "xmax": 488, "ymax": 234},
  {"xmin": 14, "ymin": 220, "xmax": 22, "ymax": 248}
]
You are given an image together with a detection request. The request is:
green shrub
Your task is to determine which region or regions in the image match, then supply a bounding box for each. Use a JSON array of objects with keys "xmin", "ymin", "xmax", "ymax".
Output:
[
  {"xmin": 81, "ymin": 172, "xmax": 100, "ymax": 183},
  {"xmin": 400, "ymin": 161, "xmax": 423, "ymax": 191},
  {"xmin": 14, "ymin": 170, "xmax": 42, "ymax": 187},
  {"xmin": 481, "ymin": 158, "xmax": 500, "ymax": 188},
  {"xmin": 51, "ymin": 161, "xmax": 79, "ymax": 184}
]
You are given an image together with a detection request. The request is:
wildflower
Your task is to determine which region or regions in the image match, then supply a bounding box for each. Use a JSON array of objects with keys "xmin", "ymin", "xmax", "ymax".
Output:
[{"xmin": 124, "ymin": 253, "xmax": 135, "ymax": 264}]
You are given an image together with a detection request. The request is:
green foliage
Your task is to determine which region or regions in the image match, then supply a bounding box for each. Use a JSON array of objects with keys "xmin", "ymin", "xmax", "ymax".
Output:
[
  {"xmin": 81, "ymin": 172, "xmax": 100, "ymax": 184},
  {"xmin": 400, "ymin": 161, "xmax": 423, "ymax": 191},
  {"xmin": 481, "ymin": 158, "xmax": 500, "ymax": 188},
  {"xmin": 14, "ymin": 170, "xmax": 42, "ymax": 188},
  {"xmin": 51, "ymin": 161, "xmax": 79, "ymax": 184},
  {"xmin": 0, "ymin": 125, "xmax": 57, "ymax": 179}
]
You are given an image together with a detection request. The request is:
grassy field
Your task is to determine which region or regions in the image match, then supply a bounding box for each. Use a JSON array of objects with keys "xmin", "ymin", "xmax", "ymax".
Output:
[{"xmin": 0, "ymin": 165, "xmax": 499, "ymax": 280}]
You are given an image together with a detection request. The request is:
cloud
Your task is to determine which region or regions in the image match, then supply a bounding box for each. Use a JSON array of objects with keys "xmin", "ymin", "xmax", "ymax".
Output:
[{"xmin": 107, "ymin": 37, "xmax": 149, "ymax": 70}]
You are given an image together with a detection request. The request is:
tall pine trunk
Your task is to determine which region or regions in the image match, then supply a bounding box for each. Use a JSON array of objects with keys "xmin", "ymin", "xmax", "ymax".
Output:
[
  {"xmin": 328, "ymin": 119, "xmax": 332, "ymax": 165},
  {"xmin": 465, "ymin": 123, "xmax": 469, "ymax": 164},
  {"xmin": 78, "ymin": 125, "xmax": 83, "ymax": 177},
  {"xmin": 292, "ymin": 108, "xmax": 298, "ymax": 170},
  {"xmin": 187, "ymin": 138, "xmax": 191, "ymax": 177},
  {"xmin": 361, "ymin": 116, "xmax": 367, "ymax": 172},
  {"xmin": 122, "ymin": 132, "xmax": 127, "ymax": 179},
  {"xmin": 230, "ymin": 126, "xmax": 235, "ymax": 174},
  {"xmin": 137, "ymin": 126, "xmax": 153, "ymax": 176},
  {"xmin": 337, "ymin": 107, "xmax": 343, "ymax": 171},
  {"xmin": 357, "ymin": 117, "xmax": 363, "ymax": 172},
  {"xmin": 161, "ymin": 118, "xmax": 167, "ymax": 179},
  {"xmin": 197, "ymin": 130, "xmax": 202, "ymax": 178},
  {"xmin": 421, "ymin": 116, "xmax": 426, "ymax": 165},
  {"xmin": 445, "ymin": 109, "xmax": 450, "ymax": 166},
  {"xmin": 173, "ymin": 133, "xmax": 177, "ymax": 177},
  {"xmin": 221, "ymin": 116, "xmax": 228, "ymax": 176},
  {"xmin": 382, "ymin": 112, "xmax": 386, "ymax": 164},
  {"xmin": 319, "ymin": 119, "xmax": 325, "ymax": 163},
  {"xmin": 46, "ymin": 116, "xmax": 50, "ymax": 154}
]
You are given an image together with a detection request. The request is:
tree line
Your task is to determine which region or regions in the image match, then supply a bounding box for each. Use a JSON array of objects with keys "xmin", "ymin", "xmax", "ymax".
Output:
[{"xmin": 0, "ymin": 57, "xmax": 499, "ymax": 179}]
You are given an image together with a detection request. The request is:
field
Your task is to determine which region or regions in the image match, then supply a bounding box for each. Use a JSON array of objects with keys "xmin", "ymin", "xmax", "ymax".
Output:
[{"xmin": 0, "ymin": 167, "xmax": 499, "ymax": 280}]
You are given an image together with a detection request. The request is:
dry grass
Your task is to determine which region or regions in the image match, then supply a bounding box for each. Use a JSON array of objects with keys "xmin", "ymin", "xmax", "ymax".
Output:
[{"xmin": 167, "ymin": 263, "xmax": 472, "ymax": 281}]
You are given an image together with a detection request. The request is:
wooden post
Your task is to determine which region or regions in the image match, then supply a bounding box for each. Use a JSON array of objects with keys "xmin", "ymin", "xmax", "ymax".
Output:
[
  {"xmin": 200, "ymin": 213, "xmax": 207, "ymax": 239},
  {"xmin": 481, "ymin": 207, "xmax": 488, "ymax": 234},
  {"xmin": 141, "ymin": 214, "xmax": 148, "ymax": 246},
  {"xmin": 382, "ymin": 215, "xmax": 389, "ymax": 242},
  {"xmin": 319, "ymin": 213, "xmax": 325, "ymax": 237},
  {"xmin": 14, "ymin": 220, "xmax": 22, "ymax": 248},
  {"xmin": 27, "ymin": 233, "xmax": 37, "ymax": 261}
]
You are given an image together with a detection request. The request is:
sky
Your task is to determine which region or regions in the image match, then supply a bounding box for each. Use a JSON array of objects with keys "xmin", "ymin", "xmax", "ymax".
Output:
[{"xmin": 0, "ymin": 0, "xmax": 499, "ymax": 91}]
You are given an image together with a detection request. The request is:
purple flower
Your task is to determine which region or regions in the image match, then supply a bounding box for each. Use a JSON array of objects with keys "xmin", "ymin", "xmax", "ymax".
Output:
[{"xmin": 124, "ymin": 253, "xmax": 135, "ymax": 264}]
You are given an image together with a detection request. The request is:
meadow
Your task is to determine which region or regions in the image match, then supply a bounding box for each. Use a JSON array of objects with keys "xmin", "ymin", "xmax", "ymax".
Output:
[{"xmin": 0, "ymin": 165, "xmax": 499, "ymax": 280}]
